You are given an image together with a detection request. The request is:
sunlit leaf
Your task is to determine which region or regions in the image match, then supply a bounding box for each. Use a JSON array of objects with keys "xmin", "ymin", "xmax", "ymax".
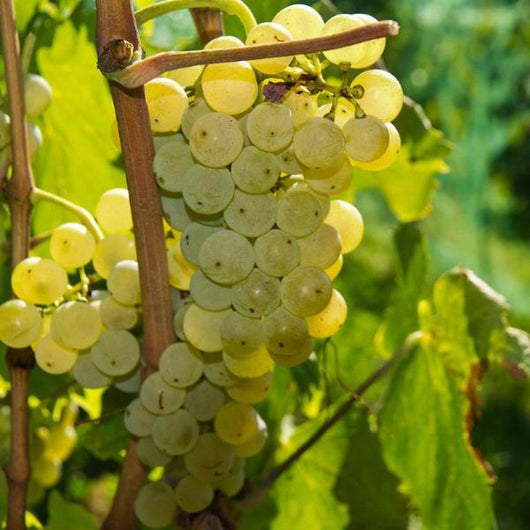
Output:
[{"xmin": 45, "ymin": 491, "xmax": 98, "ymax": 530}]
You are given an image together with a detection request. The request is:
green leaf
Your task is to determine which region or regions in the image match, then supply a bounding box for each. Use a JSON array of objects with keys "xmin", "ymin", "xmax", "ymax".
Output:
[
  {"xmin": 379, "ymin": 345, "xmax": 494, "ymax": 530},
  {"xmin": 14, "ymin": 0, "xmax": 39, "ymax": 31},
  {"xmin": 77, "ymin": 413, "xmax": 128, "ymax": 462},
  {"xmin": 376, "ymin": 223, "xmax": 428, "ymax": 357},
  {"xmin": 33, "ymin": 21, "xmax": 125, "ymax": 234},
  {"xmin": 45, "ymin": 491, "xmax": 98, "ymax": 530},
  {"xmin": 350, "ymin": 145, "xmax": 446, "ymax": 222}
]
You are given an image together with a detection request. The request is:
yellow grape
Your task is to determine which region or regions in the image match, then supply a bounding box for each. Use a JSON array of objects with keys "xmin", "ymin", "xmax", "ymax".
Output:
[
  {"xmin": 92, "ymin": 234, "xmax": 136, "ymax": 279},
  {"xmin": 49, "ymin": 222, "xmax": 96, "ymax": 269},
  {"xmin": 246, "ymin": 22, "xmax": 294, "ymax": 75},
  {"xmin": 325, "ymin": 200, "xmax": 364, "ymax": 254},
  {"xmin": 0, "ymin": 299, "xmax": 42, "ymax": 348},
  {"xmin": 223, "ymin": 344, "xmax": 273, "ymax": 378},
  {"xmin": 144, "ymin": 77, "xmax": 188, "ymax": 133},
  {"xmin": 34, "ymin": 334, "xmax": 78, "ymax": 374},
  {"xmin": 50, "ymin": 301, "xmax": 102, "ymax": 350},
  {"xmin": 354, "ymin": 122, "xmax": 401, "ymax": 171},
  {"xmin": 324, "ymin": 254, "xmax": 344, "ymax": 280},
  {"xmin": 343, "ymin": 115, "xmax": 389, "ymax": 163},
  {"xmin": 214, "ymin": 401, "xmax": 260, "ymax": 445},
  {"xmin": 95, "ymin": 188, "xmax": 133, "ymax": 235},
  {"xmin": 306, "ymin": 289, "xmax": 347, "ymax": 338},
  {"xmin": 167, "ymin": 238, "xmax": 196, "ymax": 290}
]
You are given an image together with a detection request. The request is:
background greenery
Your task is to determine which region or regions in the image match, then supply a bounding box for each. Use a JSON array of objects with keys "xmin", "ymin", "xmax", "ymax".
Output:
[{"xmin": 0, "ymin": 0, "xmax": 528, "ymax": 528}]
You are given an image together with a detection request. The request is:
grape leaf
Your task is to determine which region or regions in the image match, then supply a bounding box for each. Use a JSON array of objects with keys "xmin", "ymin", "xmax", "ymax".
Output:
[
  {"xmin": 379, "ymin": 345, "xmax": 494, "ymax": 530},
  {"xmin": 376, "ymin": 223, "xmax": 428, "ymax": 358},
  {"xmin": 45, "ymin": 491, "xmax": 98, "ymax": 530},
  {"xmin": 33, "ymin": 21, "xmax": 125, "ymax": 234},
  {"xmin": 350, "ymin": 145, "xmax": 446, "ymax": 223},
  {"xmin": 77, "ymin": 413, "xmax": 128, "ymax": 462}
]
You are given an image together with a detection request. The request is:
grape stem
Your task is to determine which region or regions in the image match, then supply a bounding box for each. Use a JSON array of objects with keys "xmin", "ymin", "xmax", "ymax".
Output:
[
  {"xmin": 135, "ymin": 0, "xmax": 256, "ymax": 34},
  {"xmin": 0, "ymin": 0, "xmax": 37, "ymax": 527},
  {"xmin": 30, "ymin": 187, "xmax": 104, "ymax": 241},
  {"xmin": 103, "ymin": 20, "xmax": 399, "ymax": 88},
  {"xmin": 237, "ymin": 331, "xmax": 424, "ymax": 508}
]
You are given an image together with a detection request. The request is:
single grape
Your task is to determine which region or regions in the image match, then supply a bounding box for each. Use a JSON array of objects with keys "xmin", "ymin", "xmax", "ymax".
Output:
[
  {"xmin": 224, "ymin": 190, "xmax": 277, "ymax": 238},
  {"xmin": 167, "ymin": 64, "xmax": 203, "ymax": 87},
  {"xmin": 246, "ymin": 22, "xmax": 294, "ymax": 74},
  {"xmin": 305, "ymin": 155, "xmax": 353, "ymax": 195},
  {"xmin": 140, "ymin": 372, "xmax": 186, "ymax": 415},
  {"xmin": 92, "ymin": 234, "xmax": 136, "ymax": 279},
  {"xmin": 153, "ymin": 139, "xmax": 195, "ymax": 193},
  {"xmin": 184, "ymin": 379, "xmax": 226, "ymax": 422},
  {"xmin": 95, "ymin": 188, "xmax": 133, "ymax": 235},
  {"xmin": 232, "ymin": 417, "xmax": 268, "ymax": 457},
  {"xmin": 99, "ymin": 296, "xmax": 138, "ymax": 330},
  {"xmin": 276, "ymin": 189, "xmax": 326, "ymax": 237},
  {"xmin": 152, "ymin": 409, "xmax": 199, "ymax": 456},
  {"xmin": 223, "ymin": 344, "xmax": 273, "ymax": 378},
  {"xmin": 254, "ymin": 229, "xmax": 301, "ymax": 277},
  {"xmin": 34, "ymin": 334, "xmax": 78, "ymax": 375},
  {"xmin": 137, "ymin": 436, "xmax": 172, "ymax": 468},
  {"xmin": 180, "ymin": 222, "xmax": 222, "ymax": 266},
  {"xmin": 107, "ymin": 260, "xmax": 141, "ymax": 306},
  {"xmin": 203, "ymin": 358, "xmax": 237, "ymax": 387},
  {"xmin": 246, "ymin": 102, "xmax": 294, "ymax": 153},
  {"xmin": 183, "ymin": 304, "xmax": 232, "ymax": 352},
  {"xmin": 50, "ymin": 301, "xmax": 102, "ymax": 350},
  {"xmin": 167, "ymin": 239, "xmax": 197, "ymax": 291},
  {"xmin": 159, "ymin": 342, "xmax": 204, "ymax": 388},
  {"xmin": 0, "ymin": 299, "xmax": 42, "ymax": 348},
  {"xmin": 181, "ymin": 97, "xmax": 212, "ymax": 139},
  {"xmin": 297, "ymin": 223, "xmax": 342, "ymax": 269},
  {"xmin": 306, "ymin": 289, "xmax": 348, "ymax": 338},
  {"xmin": 124, "ymin": 398, "xmax": 156, "ymax": 437},
  {"xmin": 343, "ymin": 115, "xmax": 390, "ymax": 163},
  {"xmin": 272, "ymin": 4, "xmax": 324, "ymax": 40},
  {"xmin": 214, "ymin": 401, "xmax": 259, "ymax": 445},
  {"xmin": 184, "ymin": 432, "xmax": 234, "ymax": 482},
  {"xmin": 204, "ymin": 35, "xmax": 245, "ymax": 50},
  {"xmin": 24, "ymin": 73, "xmax": 52, "ymax": 118},
  {"xmin": 277, "ymin": 146, "xmax": 302, "ymax": 174},
  {"xmin": 145, "ymin": 77, "xmax": 188, "ymax": 133},
  {"xmin": 189, "ymin": 270, "xmax": 232, "ymax": 312},
  {"xmin": 175, "ymin": 475, "xmax": 215, "ymax": 513},
  {"xmin": 90, "ymin": 329, "xmax": 140, "ymax": 377},
  {"xmin": 354, "ymin": 122, "xmax": 401, "ymax": 171},
  {"xmin": 220, "ymin": 311, "xmax": 264, "ymax": 358},
  {"xmin": 231, "ymin": 268, "xmax": 280, "ymax": 318},
  {"xmin": 231, "ymin": 146, "xmax": 280, "ymax": 194},
  {"xmin": 135, "ymin": 481, "xmax": 178, "ymax": 529},
  {"xmin": 49, "ymin": 222, "xmax": 96, "ymax": 269},
  {"xmin": 73, "ymin": 353, "xmax": 112, "ymax": 389},
  {"xmin": 227, "ymin": 371, "xmax": 272, "ymax": 405},
  {"xmin": 325, "ymin": 200, "xmax": 364, "ymax": 253}
]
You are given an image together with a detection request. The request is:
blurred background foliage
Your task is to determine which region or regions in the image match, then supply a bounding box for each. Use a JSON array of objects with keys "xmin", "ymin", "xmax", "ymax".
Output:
[{"xmin": 0, "ymin": 0, "xmax": 528, "ymax": 528}]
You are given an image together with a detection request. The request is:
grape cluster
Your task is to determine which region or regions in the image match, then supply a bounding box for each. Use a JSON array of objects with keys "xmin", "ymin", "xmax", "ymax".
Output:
[
  {"xmin": 128, "ymin": 4, "xmax": 403, "ymax": 527},
  {"xmin": 0, "ymin": 188, "xmax": 144, "ymax": 393},
  {"xmin": 0, "ymin": 72, "xmax": 52, "ymax": 158}
]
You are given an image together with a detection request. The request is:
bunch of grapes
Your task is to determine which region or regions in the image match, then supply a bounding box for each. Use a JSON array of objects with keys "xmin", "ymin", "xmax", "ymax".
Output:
[
  {"xmin": 129, "ymin": 4, "xmax": 403, "ymax": 527},
  {"xmin": 0, "ymin": 3, "xmax": 404, "ymax": 527}
]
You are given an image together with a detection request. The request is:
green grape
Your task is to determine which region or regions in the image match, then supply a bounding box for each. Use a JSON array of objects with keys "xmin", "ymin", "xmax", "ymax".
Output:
[
  {"xmin": 232, "ymin": 418, "xmax": 267, "ymax": 457},
  {"xmin": 214, "ymin": 458, "xmax": 245, "ymax": 496},
  {"xmin": 199, "ymin": 230, "xmax": 255, "ymax": 285},
  {"xmin": 0, "ymin": 299, "xmax": 42, "ymax": 348},
  {"xmin": 167, "ymin": 64, "xmax": 203, "ymax": 88},
  {"xmin": 113, "ymin": 364, "xmax": 142, "ymax": 394},
  {"xmin": 152, "ymin": 409, "xmax": 199, "ymax": 455},
  {"xmin": 90, "ymin": 329, "xmax": 140, "ymax": 377},
  {"xmin": 276, "ymin": 189, "xmax": 326, "ymax": 237},
  {"xmin": 283, "ymin": 90, "xmax": 318, "ymax": 127},
  {"xmin": 135, "ymin": 481, "xmax": 178, "ymax": 529},
  {"xmin": 175, "ymin": 475, "xmax": 214, "ymax": 513},
  {"xmin": 325, "ymin": 200, "xmax": 364, "ymax": 253},
  {"xmin": 246, "ymin": 22, "xmax": 294, "ymax": 75},
  {"xmin": 204, "ymin": 35, "xmax": 244, "ymax": 50},
  {"xmin": 95, "ymin": 188, "xmax": 133, "ymax": 235},
  {"xmin": 107, "ymin": 260, "xmax": 141, "ymax": 306},
  {"xmin": 231, "ymin": 146, "xmax": 280, "ymax": 194},
  {"xmin": 272, "ymin": 4, "xmax": 324, "ymax": 40},
  {"xmin": 246, "ymin": 102, "xmax": 294, "ymax": 152},
  {"xmin": 254, "ymin": 229, "xmax": 300, "ymax": 277},
  {"xmin": 220, "ymin": 311, "xmax": 264, "ymax": 358},
  {"xmin": 49, "ymin": 222, "xmax": 96, "ymax": 269},
  {"xmin": 173, "ymin": 302, "xmax": 190, "ymax": 341},
  {"xmin": 283, "ymin": 178, "xmax": 331, "ymax": 217},
  {"xmin": 203, "ymin": 358, "xmax": 237, "ymax": 387},
  {"xmin": 124, "ymin": 398, "xmax": 156, "ymax": 437},
  {"xmin": 167, "ymin": 237, "xmax": 197, "ymax": 291},
  {"xmin": 298, "ymin": 223, "xmax": 342, "ymax": 269},
  {"xmin": 11, "ymin": 257, "xmax": 68, "ymax": 305},
  {"xmin": 145, "ymin": 77, "xmax": 189, "ymax": 133},
  {"xmin": 184, "ymin": 432, "xmax": 234, "ymax": 482},
  {"xmin": 34, "ymin": 334, "xmax": 78, "ymax": 375},
  {"xmin": 180, "ymin": 223, "xmax": 221, "ymax": 266},
  {"xmin": 231, "ymin": 268, "xmax": 280, "ymax": 318},
  {"xmin": 159, "ymin": 342, "xmax": 204, "ymax": 388},
  {"xmin": 181, "ymin": 97, "xmax": 212, "ymax": 139},
  {"xmin": 214, "ymin": 401, "xmax": 259, "ymax": 445},
  {"xmin": 73, "ymin": 353, "xmax": 112, "ymax": 388},
  {"xmin": 277, "ymin": 146, "xmax": 302, "ymax": 174},
  {"xmin": 153, "ymin": 139, "xmax": 194, "ymax": 193},
  {"xmin": 161, "ymin": 195, "xmax": 194, "ymax": 231},
  {"xmin": 140, "ymin": 372, "xmax": 186, "ymax": 415},
  {"xmin": 227, "ymin": 371, "xmax": 272, "ymax": 404},
  {"xmin": 99, "ymin": 296, "xmax": 138, "ymax": 330},
  {"xmin": 183, "ymin": 304, "xmax": 232, "ymax": 352},
  {"xmin": 31, "ymin": 456, "xmax": 62, "ymax": 488},
  {"xmin": 354, "ymin": 122, "xmax": 401, "ymax": 171},
  {"xmin": 137, "ymin": 436, "xmax": 172, "ymax": 468},
  {"xmin": 351, "ymin": 69, "xmax": 403, "ymax": 122},
  {"xmin": 182, "ymin": 164, "xmax": 235, "ymax": 215},
  {"xmin": 201, "ymin": 62, "xmax": 258, "ymax": 116},
  {"xmin": 281, "ymin": 266, "xmax": 333, "ymax": 317},
  {"xmin": 305, "ymin": 155, "xmax": 353, "ymax": 195},
  {"xmin": 189, "ymin": 270, "xmax": 232, "ymax": 312},
  {"xmin": 92, "ymin": 234, "xmax": 136, "ymax": 279},
  {"xmin": 189, "ymin": 112, "xmax": 244, "ymax": 168},
  {"xmin": 224, "ymin": 190, "xmax": 276, "ymax": 238},
  {"xmin": 352, "ymin": 14, "xmax": 386, "ymax": 68},
  {"xmin": 264, "ymin": 306, "xmax": 313, "ymax": 358},
  {"xmin": 343, "ymin": 115, "xmax": 389, "ymax": 163},
  {"xmin": 43, "ymin": 425, "xmax": 76, "ymax": 461},
  {"xmin": 222, "ymin": 344, "xmax": 273, "ymax": 378},
  {"xmin": 293, "ymin": 117, "xmax": 345, "ymax": 169},
  {"xmin": 50, "ymin": 301, "xmax": 102, "ymax": 349},
  {"xmin": 306, "ymin": 288, "xmax": 347, "ymax": 338},
  {"xmin": 24, "ymin": 73, "xmax": 52, "ymax": 118},
  {"xmin": 184, "ymin": 379, "xmax": 226, "ymax": 422}
]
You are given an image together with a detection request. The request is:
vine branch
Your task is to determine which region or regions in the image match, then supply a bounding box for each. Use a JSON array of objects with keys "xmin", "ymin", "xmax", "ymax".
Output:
[
  {"xmin": 238, "ymin": 331, "xmax": 423, "ymax": 508},
  {"xmin": 103, "ymin": 20, "xmax": 399, "ymax": 88},
  {"xmin": 0, "ymin": 0, "xmax": 37, "ymax": 528},
  {"xmin": 96, "ymin": 0, "xmax": 176, "ymax": 528}
]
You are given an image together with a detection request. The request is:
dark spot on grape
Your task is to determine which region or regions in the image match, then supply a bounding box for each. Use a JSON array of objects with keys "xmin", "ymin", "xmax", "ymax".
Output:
[
  {"xmin": 241, "ymin": 340, "xmax": 246, "ymax": 345},
  {"xmin": 249, "ymin": 308, "xmax": 255, "ymax": 313},
  {"xmin": 239, "ymin": 208, "xmax": 246, "ymax": 214},
  {"xmin": 201, "ymin": 131, "xmax": 207, "ymax": 137},
  {"xmin": 111, "ymin": 360, "xmax": 116, "ymax": 365},
  {"xmin": 215, "ymin": 261, "xmax": 221, "ymax": 267}
]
